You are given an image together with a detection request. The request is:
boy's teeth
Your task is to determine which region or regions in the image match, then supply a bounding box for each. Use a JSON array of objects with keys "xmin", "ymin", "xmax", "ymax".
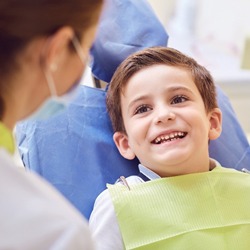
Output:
[{"xmin": 154, "ymin": 132, "xmax": 185, "ymax": 144}]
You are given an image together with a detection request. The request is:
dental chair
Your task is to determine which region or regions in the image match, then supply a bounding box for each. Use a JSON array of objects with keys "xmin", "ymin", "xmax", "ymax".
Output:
[{"xmin": 16, "ymin": 0, "xmax": 250, "ymax": 220}]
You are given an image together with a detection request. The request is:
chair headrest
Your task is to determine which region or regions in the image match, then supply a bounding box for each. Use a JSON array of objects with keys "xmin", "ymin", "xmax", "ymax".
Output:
[{"xmin": 90, "ymin": 0, "xmax": 169, "ymax": 83}]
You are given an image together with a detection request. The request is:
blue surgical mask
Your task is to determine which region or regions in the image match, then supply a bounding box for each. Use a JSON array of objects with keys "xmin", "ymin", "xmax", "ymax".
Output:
[
  {"xmin": 26, "ymin": 82, "xmax": 81, "ymax": 121},
  {"xmin": 26, "ymin": 36, "xmax": 86, "ymax": 121}
]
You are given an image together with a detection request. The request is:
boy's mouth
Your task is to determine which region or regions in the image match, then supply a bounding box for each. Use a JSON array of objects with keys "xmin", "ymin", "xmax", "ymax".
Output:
[{"xmin": 152, "ymin": 132, "xmax": 187, "ymax": 144}]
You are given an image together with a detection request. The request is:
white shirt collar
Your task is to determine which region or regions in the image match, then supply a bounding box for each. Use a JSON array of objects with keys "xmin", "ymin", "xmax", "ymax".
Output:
[
  {"xmin": 138, "ymin": 164, "xmax": 160, "ymax": 180},
  {"xmin": 139, "ymin": 158, "xmax": 222, "ymax": 181}
]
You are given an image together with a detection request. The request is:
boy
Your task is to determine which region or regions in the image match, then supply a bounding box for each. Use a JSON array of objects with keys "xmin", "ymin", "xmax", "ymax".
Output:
[{"xmin": 89, "ymin": 47, "xmax": 250, "ymax": 249}]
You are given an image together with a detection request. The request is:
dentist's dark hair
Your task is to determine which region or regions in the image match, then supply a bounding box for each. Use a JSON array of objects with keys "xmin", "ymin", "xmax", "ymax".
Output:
[
  {"xmin": 0, "ymin": 0, "xmax": 103, "ymax": 119},
  {"xmin": 107, "ymin": 46, "xmax": 218, "ymax": 133}
]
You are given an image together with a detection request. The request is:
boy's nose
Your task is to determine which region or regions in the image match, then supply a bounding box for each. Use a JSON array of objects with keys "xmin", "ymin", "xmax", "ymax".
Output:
[{"xmin": 154, "ymin": 108, "xmax": 176, "ymax": 124}]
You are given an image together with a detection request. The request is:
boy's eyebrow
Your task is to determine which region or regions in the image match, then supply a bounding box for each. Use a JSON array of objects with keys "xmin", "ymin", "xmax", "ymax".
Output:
[
  {"xmin": 128, "ymin": 95, "xmax": 150, "ymax": 110},
  {"xmin": 167, "ymin": 85, "xmax": 194, "ymax": 94}
]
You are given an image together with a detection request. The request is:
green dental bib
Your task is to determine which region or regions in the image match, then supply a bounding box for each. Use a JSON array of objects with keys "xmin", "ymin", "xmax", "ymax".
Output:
[{"xmin": 108, "ymin": 167, "xmax": 250, "ymax": 249}]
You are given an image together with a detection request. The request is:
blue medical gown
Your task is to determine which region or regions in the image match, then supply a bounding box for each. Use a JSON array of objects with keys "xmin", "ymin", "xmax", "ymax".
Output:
[{"xmin": 16, "ymin": 86, "xmax": 139, "ymax": 219}]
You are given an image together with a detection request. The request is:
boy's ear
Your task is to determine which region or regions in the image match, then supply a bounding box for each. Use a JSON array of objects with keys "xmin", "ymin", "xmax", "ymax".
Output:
[
  {"xmin": 113, "ymin": 132, "xmax": 136, "ymax": 160},
  {"xmin": 208, "ymin": 108, "xmax": 222, "ymax": 140}
]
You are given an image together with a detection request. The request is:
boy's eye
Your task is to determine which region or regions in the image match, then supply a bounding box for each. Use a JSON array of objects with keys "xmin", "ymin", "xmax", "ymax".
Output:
[
  {"xmin": 171, "ymin": 95, "xmax": 188, "ymax": 104},
  {"xmin": 134, "ymin": 105, "xmax": 151, "ymax": 115}
]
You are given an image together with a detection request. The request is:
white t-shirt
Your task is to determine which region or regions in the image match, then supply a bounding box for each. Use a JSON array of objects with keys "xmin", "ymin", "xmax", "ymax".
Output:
[
  {"xmin": 0, "ymin": 149, "xmax": 95, "ymax": 250},
  {"xmin": 89, "ymin": 175, "xmax": 143, "ymax": 250}
]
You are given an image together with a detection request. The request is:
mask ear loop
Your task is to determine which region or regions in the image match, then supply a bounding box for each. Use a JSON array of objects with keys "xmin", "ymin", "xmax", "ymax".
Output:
[
  {"xmin": 71, "ymin": 35, "xmax": 92, "ymax": 85},
  {"xmin": 71, "ymin": 36, "xmax": 86, "ymax": 63},
  {"xmin": 44, "ymin": 69, "xmax": 58, "ymax": 97},
  {"xmin": 39, "ymin": 36, "xmax": 58, "ymax": 97}
]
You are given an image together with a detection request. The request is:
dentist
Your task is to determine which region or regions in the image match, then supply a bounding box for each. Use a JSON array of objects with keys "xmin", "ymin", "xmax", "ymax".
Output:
[{"xmin": 0, "ymin": 0, "xmax": 103, "ymax": 249}]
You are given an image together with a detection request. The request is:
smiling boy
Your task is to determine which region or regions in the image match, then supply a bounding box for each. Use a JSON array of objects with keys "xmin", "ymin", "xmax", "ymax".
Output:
[
  {"xmin": 89, "ymin": 47, "xmax": 250, "ymax": 249},
  {"xmin": 113, "ymin": 63, "xmax": 221, "ymax": 177}
]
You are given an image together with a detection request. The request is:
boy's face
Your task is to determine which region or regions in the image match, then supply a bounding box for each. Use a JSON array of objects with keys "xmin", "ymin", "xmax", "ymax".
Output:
[{"xmin": 113, "ymin": 65, "xmax": 222, "ymax": 177}]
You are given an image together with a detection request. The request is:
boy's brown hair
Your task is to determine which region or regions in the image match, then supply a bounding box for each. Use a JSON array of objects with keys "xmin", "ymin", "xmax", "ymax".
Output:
[{"xmin": 106, "ymin": 46, "xmax": 218, "ymax": 133}]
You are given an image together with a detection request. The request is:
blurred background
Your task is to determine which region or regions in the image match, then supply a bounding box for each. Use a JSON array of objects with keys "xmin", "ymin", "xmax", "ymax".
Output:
[{"xmin": 146, "ymin": 0, "xmax": 250, "ymax": 138}]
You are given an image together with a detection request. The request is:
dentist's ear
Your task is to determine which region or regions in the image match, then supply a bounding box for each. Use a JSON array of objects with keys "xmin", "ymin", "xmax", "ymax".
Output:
[
  {"xmin": 113, "ymin": 132, "xmax": 136, "ymax": 160},
  {"xmin": 41, "ymin": 26, "xmax": 74, "ymax": 71},
  {"xmin": 209, "ymin": 108, "xmax": 222, "ymax": 140}
]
